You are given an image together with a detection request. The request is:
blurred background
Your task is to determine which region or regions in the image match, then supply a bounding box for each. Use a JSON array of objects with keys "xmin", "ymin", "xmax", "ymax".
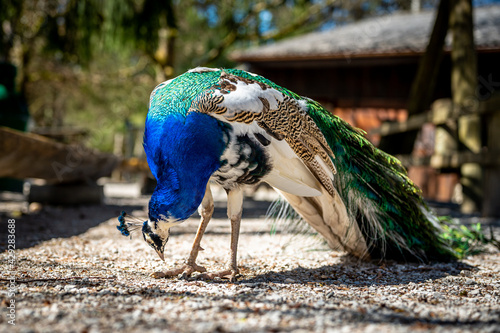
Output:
[{"xmin": 1, "ymin": 0, "xmax": 500, "ymax": 222}]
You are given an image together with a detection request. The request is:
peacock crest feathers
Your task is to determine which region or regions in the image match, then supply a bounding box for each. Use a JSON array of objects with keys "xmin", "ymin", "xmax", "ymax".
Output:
[{"xmin": 117, "ymin": 211, "xmax": 146, "ymax": 237}]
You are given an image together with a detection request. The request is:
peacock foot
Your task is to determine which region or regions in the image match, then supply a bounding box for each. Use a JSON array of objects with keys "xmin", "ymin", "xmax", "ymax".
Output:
[
  {"xmin": 200, "ymin": 268, "xmax": 240, "ymax": 282},
  {"xmin": 150, "ymin": 263, "xmax": 207, "ymax": 279}
]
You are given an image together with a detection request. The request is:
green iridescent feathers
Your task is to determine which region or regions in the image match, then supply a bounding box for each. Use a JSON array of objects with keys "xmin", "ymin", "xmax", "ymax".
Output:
[{"xmin": 148, "ymin": 69, "xmax": 221, "ymax": 119}]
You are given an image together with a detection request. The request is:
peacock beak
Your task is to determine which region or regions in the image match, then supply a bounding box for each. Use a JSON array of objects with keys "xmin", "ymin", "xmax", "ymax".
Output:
[{"xmin": 155, "ymin": 249, "xmax": 165, "ymax": 261}]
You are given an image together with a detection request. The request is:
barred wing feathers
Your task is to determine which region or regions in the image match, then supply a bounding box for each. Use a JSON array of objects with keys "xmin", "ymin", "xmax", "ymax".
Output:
[{"xmin": 190, "ymin": 69, "xmax": 368, "ymax": 258}]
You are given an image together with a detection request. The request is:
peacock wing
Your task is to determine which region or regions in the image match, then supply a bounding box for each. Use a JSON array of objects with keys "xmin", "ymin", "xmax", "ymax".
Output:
[{"xmin": 189, "ymin": 69, "xmax": 338, "ymax": 197}]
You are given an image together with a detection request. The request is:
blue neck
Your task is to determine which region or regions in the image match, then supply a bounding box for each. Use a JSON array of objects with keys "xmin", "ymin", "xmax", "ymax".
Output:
[{"xmin": 144, "ymin": 111, "xmax": 229, "ymax": 221}]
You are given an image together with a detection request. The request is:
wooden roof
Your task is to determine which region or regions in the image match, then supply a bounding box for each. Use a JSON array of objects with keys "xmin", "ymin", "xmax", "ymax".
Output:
[{"xmin": 232, "ymin": 5, "xmax": 500, "ymax": 62}]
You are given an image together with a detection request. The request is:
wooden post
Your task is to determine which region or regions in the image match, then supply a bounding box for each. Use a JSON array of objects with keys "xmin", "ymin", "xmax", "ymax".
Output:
[
  {"xmin": 408, "ymin": 0, "xmax": 452, "ymax": 166},
  {"xmin": 483, "ymin": 96, "xmax": 500, "ymax": 217},
  {"xmin": 432, "ymin": 99, "xmax": 457, "ymax": 157},
  {"xmin": 432, "ymin": 98, "xmax": 459, "ymax": 202},
  {"xmin": 112, "ymin": 132, "xmax": 124, "ymax": 181},
  {"xmin": 449, "ymin": 0, "xmax": 482, "ymax": 214},
  {"xmin": 408, "ymin": 0, "xmax": 450, "ymax": 118},
  {"xmin": 379, "ymin": 0, "xmax": 450, "ymax": 155}
]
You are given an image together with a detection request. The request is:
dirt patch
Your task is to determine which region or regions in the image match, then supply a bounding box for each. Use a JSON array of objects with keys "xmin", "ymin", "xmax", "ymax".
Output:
[{"xmin": 1, "ymin": 191, "xmax": 499, "ymax": 332}]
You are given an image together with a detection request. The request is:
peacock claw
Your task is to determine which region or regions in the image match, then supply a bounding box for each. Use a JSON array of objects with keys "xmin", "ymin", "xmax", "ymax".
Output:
[
  {"xmin": 150, "ymin": 271, "xmax": 169, "ymax": 279},
  {"xmin": 150, "ymin": 263, "xmax": 207, "ymax": 279},
  {"xmin": 200, "ymin": 269, "xmax": 240, "ymax": 282}
]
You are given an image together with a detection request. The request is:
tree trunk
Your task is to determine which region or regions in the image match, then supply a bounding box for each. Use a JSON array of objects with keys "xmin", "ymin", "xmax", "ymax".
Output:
[
  {"xmin": 163, "ymin": 0, "xmax": 177, "ymax": 77},
  {"xmin": 449, "ymin": 0, "xmax": 482, "ymax": 214},
  {"xmin": 150, "ymin": 0, "xmax": 177, "ymax": 80}
]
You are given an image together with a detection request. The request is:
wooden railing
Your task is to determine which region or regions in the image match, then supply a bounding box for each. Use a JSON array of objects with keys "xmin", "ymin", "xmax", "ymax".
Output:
[{"xmin": 371, "ymin": 93, "xmax": 500, "ymax": 216}]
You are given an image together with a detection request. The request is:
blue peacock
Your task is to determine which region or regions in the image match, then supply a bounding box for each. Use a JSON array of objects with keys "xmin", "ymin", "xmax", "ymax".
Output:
[{"xmin": 118, "ymin": 67, "xmax": 458, "ymax": 281}]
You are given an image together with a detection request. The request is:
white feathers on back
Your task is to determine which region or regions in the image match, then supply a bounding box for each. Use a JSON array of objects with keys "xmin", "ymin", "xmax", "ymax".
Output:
[
  {"xmin": 213, "ymin": 80, "xmax": 283, "ymax": 120},
  {"xmin": 188, "ymin": 67, "xmax": 220, "ymax": 73}
]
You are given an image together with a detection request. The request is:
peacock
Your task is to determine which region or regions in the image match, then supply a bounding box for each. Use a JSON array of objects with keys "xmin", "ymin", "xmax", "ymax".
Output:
[{"xmin": 117, "ymin": 67, "xmax": 459, "ymax": 281}]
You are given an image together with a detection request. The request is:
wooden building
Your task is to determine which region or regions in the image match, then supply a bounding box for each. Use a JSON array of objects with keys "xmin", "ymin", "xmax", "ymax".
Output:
[{"xmin": 231, "ymin": 5, "xmax": 500, "ymax": 203}]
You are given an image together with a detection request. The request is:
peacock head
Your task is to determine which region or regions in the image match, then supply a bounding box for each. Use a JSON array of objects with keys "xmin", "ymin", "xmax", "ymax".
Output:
[
  {"xmin": 141, "ymin": 218, "xmax": 171, "ymax": 261},
  {"xmin": 141, "ymin": 188, "xmax": 184, "ymax": 261},
  {"xmin": 116, "ymin": 210, "xmax": 173, "ymax": 261}
]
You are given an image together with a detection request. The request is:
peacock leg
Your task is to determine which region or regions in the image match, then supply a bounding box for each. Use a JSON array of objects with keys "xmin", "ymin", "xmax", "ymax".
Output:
[
  {"xmin": 150, "ymin": 184, "xmax": 213, "ymax": 279},
  {"xmin": 201, "ymin": 187, "xmax": 243, "ymax": 282}
]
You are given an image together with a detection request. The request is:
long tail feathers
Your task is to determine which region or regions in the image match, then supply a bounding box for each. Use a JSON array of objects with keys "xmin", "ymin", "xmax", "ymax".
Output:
[
  {"xmin": 277, "ymin": 188, "xmax": 371, "ymax": 259},
  {"xmin": 301, "ymin": 99, "xmax": 457, "ymax": 262}
]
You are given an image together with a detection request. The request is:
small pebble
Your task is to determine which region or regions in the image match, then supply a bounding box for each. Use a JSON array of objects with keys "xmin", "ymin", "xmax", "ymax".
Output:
[{"xmin": 64, "ymin": 285, "xmax": 77, "ymax": 292}]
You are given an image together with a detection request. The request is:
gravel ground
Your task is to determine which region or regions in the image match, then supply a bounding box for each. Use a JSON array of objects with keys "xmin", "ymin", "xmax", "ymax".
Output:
[{"xmin": 0, "ymin": 186, "xmax": 499, "ymax": 333}]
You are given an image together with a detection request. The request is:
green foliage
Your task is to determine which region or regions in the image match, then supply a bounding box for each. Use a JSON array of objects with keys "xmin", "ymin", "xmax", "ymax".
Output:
[
  {"xmin": 1, "ymin": 0, "xmax": 442, "ymax": 153},
  {"xmin": 439, "ymin": 217, "xmax": 496, "ymax": 258}
]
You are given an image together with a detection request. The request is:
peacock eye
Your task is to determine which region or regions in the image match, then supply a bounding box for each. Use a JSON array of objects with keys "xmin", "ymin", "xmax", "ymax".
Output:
[{"xmin": 143, "ymin": 233, "xmax": 153, "ymax": 244}]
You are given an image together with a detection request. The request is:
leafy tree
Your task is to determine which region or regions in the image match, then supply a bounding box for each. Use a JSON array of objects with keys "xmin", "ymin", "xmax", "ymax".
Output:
[{"xmin": 1, "ymin": 0, "xmax": 435, "ymax": 151}]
